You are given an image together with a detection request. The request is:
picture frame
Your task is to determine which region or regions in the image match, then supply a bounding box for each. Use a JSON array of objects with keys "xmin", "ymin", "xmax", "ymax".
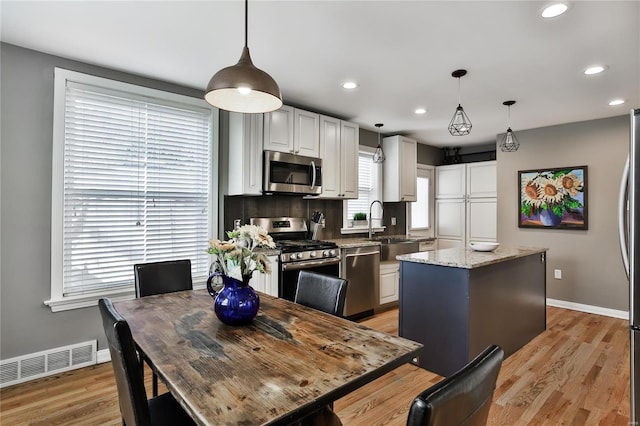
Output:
[{"xmin": 518, "ymin": 165, "xmax": 588, "ymax": 230}]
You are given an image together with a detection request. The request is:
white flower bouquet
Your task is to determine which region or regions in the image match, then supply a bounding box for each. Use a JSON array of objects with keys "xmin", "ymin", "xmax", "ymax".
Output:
[{"xmin": 207, "ymin": 224, "xmax": 276, "ymax": 282}]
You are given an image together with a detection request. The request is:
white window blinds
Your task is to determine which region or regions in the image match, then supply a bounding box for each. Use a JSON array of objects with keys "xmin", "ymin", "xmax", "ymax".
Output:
[
  {"xmin": 410, "ymin": 175, "xmax": 430, "ymax": 229},
  {"xmin": 346, "ymin": 152, "xmax": 381, "ymax": 223},
  {"xmin": 59, "ymin": 79, "xmax": 212, "ymax": 297}
]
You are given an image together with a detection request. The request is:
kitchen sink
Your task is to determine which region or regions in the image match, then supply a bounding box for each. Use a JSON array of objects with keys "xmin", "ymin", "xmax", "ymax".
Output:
[{"xmin": 371, "ymin": 237, "xmax": 420, "ymax": 261}]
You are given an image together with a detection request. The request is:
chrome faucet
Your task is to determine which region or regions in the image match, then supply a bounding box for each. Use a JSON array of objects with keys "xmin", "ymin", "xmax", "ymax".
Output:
[{"xmin": 369, "ymin": 200, "xmax": 384, "ymax": 239}]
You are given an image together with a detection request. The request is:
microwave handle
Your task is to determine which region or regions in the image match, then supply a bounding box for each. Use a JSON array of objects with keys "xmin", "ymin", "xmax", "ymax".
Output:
[{"xmin": 310, "ymin": 161, "xmax": 317, "ymax": 189}]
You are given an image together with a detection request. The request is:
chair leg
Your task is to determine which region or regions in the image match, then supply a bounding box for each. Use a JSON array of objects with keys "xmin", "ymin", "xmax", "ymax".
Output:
[{"xmin": 152, "ymin": 372, "xmax": 158, "ymax": 397}]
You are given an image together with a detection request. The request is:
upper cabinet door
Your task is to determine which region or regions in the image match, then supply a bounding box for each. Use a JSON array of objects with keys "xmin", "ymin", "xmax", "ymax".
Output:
[
  {"xmin": 294, "ymin": 109, "xmax": 320, "ymax": 157},
  {"xmin": 435, "ymin": 164, "xmax": 466, "ymax": 199},
  {"xmin": 319, "ymin": 115, "xmax": 341, "ymax": 198},
  {"xmin": 263, "ymin": 105, "xmax": 294, "ymax": 153},
  {"xmin": 466, "ymin": 161, "xmax": 497, "ymax": 198},
  {"xmin": 383, "ymin": 135, "xmax": 417, "ymax": 202},
  {"xmin": 340, "ymin": 121, "xmax": 359, "ymax": 199}
]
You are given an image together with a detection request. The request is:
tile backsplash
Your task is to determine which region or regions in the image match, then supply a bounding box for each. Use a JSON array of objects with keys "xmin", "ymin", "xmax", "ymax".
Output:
[{"xmin": 223, "ymin": 195, "xmax": 406, "ymax": 239}]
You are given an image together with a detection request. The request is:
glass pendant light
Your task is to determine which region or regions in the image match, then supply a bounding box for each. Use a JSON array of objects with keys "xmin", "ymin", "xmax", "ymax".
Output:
[
  {"xmin": 499, "ymin": 100, "xmax": 520, "ymax": 152},
  {"xmin": 448, "ymin": 69, "xmax": 472, "ymax": 136},
  {"xmin": 373, "ymin": 123, "xmax": 385, "ymax": 163},
  {"xmin": 204, "ymin": 0, "xmax": 283, "ymax": 113}
]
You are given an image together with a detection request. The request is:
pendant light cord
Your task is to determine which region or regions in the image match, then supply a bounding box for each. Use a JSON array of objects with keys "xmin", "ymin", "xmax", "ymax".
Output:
[
  {"xmin": 458, "ymin": 77, "xmax": 461, "ymax": 105},
  {"xmin": 244, "ymin": 0, "xmax": 248, "ymax": 48},
  {"xmin": 507, "ymin": 105, "xmax": 511, "ymax": 127}
]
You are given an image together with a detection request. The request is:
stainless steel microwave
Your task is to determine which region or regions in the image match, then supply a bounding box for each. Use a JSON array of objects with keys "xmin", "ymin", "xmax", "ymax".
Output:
[{"xmin": 263, "ymin": 151, "xmax": 322, "ymax": 195}]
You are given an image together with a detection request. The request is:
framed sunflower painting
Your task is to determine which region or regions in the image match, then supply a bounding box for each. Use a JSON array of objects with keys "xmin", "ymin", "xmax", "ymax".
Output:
[{"xmin": 518, "ymin": 166, "xmax": 588, "ymax": 230}]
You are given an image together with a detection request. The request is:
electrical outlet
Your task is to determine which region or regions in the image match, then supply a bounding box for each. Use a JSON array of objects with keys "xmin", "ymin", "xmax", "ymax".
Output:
[
  {"xmin": 554, "ymin": 269, "xmax": 562, "ymax": 279},
  {"xmin": 391, "ymin": 217, "xmax": 397, "ymax": 226}
]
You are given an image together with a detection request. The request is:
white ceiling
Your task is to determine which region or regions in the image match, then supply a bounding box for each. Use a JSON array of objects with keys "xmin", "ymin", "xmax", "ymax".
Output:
[{"xmin": 1, "ymin": 1, "xmax": 639, "ymax": 147}]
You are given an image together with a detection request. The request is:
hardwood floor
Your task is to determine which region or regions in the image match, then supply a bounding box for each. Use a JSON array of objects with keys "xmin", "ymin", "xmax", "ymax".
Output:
[{"xmin": 0, "ymin": 306, "xmax": 630, "ymax": 425}]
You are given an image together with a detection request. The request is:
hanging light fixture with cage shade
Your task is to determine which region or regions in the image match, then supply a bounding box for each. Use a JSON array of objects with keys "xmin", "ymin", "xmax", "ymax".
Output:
[
  {"xmin": 448, "ymin": 69, "xmax": 472, "ymax": 136},
  {"xmin": 499, "ymin": 100, "xmax": 520, "ymax": 152},
  {"xmin": 204, "ymin": 0, "xmax": 283, "ymax": 113},
  {"xmin": 373, "ymin": 123, "xmax": 385, "ymax": 163}
]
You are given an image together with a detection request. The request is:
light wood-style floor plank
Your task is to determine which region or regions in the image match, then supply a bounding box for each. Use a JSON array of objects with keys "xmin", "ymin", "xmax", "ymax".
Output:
[{"xmin": 0, "ymin": 306, "xmax": 630, "ymax": 425}]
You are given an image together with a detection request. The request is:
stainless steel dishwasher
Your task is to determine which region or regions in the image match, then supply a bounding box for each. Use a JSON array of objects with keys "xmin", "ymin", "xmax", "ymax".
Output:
[{"xmin": 340, "ymin": 245, "xmax": 380, "ymax": 319}]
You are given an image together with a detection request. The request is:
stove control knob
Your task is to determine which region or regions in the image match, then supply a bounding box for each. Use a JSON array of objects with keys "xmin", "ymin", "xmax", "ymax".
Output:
[
  {"xmin": 296, "ymin": 253, "xmax": 304, "ymax": 260},
  {"xmin": 309, "ymin": 251, "xmax": 317, "ymax": 258},
  {"xmin": 329, "ymin": 249, "xmax": 337, "ymax": 257},
  {"xmin": 322, "ymin": 250, "xmax": 329, "ymax": 257}
]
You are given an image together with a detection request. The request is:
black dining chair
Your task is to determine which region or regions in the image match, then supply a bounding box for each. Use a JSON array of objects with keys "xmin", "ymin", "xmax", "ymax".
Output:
[
  {"xmin": 133, "ymin": 259, "xmax": 193, "ymax": 298},
  {"xmin": 406, "ymin": 344, "xmax": 504, "ymax": 426},
  {"xmin": 98, "ymin": 298, "xmax": 196, "ymax": 426},
  {"xmin": 294, "ymin": 271, "xmax": 348, "ymax": 317},
  {"xmin": 134, "ymin": 259, "xmax": 193, "ymax": 396}
]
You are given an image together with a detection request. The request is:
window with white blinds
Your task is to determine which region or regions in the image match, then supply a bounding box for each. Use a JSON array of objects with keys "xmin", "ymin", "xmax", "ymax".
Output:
[
  {"xmin": 344, "ymin": 149, "xmax": 382, "ymax": 227},
  {"xmin": 47, "ymin": 69, "xmax": 217, "ymax": 311},
  {"xmin": 408, "ymin": 165, "xmax": 435, "ymax": 235}
]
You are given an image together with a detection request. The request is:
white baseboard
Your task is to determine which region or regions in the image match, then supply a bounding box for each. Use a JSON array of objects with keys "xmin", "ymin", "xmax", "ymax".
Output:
[
  {"xmin": 547, "ymin": 298, "xmax": 629, "ymax": 320},
  {"xmin": 96, "ymin": 349, "xmax": 111, "ymax": 364}
]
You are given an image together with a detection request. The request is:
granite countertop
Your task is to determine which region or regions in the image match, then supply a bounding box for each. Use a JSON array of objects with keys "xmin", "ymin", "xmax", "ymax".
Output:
[
  {"xmin": 396, "ymin": 245, "xmax": 547, "ymax": 269},
  {"xmin": 328, "ymin": 235, "xmax": 436, "ymax": 249},
  {"xmin": 254, "ymin": 247, "xmax": 281, "ymax": 256},
  {"xmin": 328, "ymin": 238, "xmax": 381, "ymax": 248}
]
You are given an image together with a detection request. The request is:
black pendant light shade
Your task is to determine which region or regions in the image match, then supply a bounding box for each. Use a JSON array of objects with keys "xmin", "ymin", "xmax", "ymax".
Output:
[
  {"xmin": 448, "ymin": 69, "xmax": 472, "ymax": 136},
  {"xmin": 204, "ymin": 0, "xmax": 283, "ymax": 113},
  {"xmin": 499, "ymin": 100, "xmax": 520, "ymax": 152},
  {"xmin": 373, "ymin": 123, "xmax": 385, "ymax": 163}
]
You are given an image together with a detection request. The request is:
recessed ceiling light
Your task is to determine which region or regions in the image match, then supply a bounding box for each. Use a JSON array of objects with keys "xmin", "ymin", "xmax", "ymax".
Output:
[
  {"xmin": 584, "ymin": 65, "xmax": 608, "ymax": 75},
  {"xmin": 541, "ymin": 2, "xmax": 569, "ymax": 18},
  {"xmin": 415, "ymin": 108, "xmax": 427, "ymax": 115},
  {"xmin": 342, "ymin": 81, "xmax": 358, "ymax": 90},
  {"xmin": 609, "ymin": 99, "xmax": 625, "ymax": 106}
]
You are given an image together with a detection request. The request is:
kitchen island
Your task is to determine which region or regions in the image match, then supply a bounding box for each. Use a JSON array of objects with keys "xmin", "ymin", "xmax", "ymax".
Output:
[{"xmin": 397, "ymin": 245, "xmax": 547, "ymax": 376}]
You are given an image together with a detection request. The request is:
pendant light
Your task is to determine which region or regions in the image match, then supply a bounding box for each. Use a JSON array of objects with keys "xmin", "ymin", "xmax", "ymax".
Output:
[
  {"xmin": 373, "ymin": 123, "xmax": 385, "ymax": 163},
  {"xmin": 448, "ymin": 69, "xmax": 472, "ymax": 136},
  {"xmin": 499, "ymin": 100, "xmax": 520, "ymax": 152},
  {"xmin": 204, "ymin": 0, "xmax": 283, "ymax": 113}
]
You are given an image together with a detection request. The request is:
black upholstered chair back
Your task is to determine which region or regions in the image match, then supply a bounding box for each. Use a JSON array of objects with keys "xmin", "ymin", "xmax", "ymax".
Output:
[
  {"xmin": 134, "ymin": 259, "xmax": 193, "ymax": 298},
  {"xmin": 406, "ymin": 344, "xmax": 504, "ymax": 426},
  {"xmin": 99, "ymin": 298, "xmax": 151, "ymax": 426},
  {"xmin": 294, "ymin": 271, "xmax": 348, "ymax": 317}
]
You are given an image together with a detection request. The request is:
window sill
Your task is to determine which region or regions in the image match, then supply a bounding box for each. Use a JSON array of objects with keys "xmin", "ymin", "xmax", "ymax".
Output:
[
  {"xmin": 340, "ymin": 226, "xmax": 386, "ymax": 235},
  {"xmin": 44, "ymin": 288, "xmax": 136, "ymax": 312},
  {"xmin": 44, "ymin": 282, "xmax": 208, "ymax": 312}
]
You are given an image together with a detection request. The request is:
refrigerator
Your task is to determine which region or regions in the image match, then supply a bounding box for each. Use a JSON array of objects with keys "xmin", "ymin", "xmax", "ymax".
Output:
[{"xmin": 619, "ymin": 108, "xmax": 640, "ymax": 424}]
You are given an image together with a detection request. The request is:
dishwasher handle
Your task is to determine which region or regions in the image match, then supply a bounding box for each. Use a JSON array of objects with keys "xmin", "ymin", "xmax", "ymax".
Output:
[{"xmin": 344, "ymin": 250, "xmax": 380, "ymax": 258}]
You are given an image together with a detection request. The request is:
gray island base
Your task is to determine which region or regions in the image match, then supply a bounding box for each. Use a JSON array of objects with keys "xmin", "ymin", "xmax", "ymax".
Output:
[{"xmin": 397, "ymin": 246, "xmax": 547, "ymax": 376}]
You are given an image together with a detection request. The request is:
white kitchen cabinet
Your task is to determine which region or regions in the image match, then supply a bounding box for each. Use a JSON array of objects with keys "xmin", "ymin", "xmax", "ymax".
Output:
[
  {"xmin": 435, "ymin": 161, "xmax": 497, "ymax": 245},
  {"xmin": 435, "ymin": 199, "xmax": 466, "ymax": 240},
  {"xmin": 382, "ymin": 135, "xmax": 417, "ymax": 202},
  {"xmin": 248, "ymin": 255, "xmax": 279, "ymax": 297},
  {"xmin": 263, "ymin": 105, "xmax": 320, "ymax": 157},
  {"xmin": 225, "ymin": 112, "xmax": 264, "ymax": 196},
  {"xmin": 319, "ymin": 116, "xmax": 359, "ymax": 199},
  {"xmin": 263, "ymin": 105, "xmax": 294, "ymax": 153},
  {"xmin": 379, "ymin": 261, "xmax": 399, "ymax": 305}
]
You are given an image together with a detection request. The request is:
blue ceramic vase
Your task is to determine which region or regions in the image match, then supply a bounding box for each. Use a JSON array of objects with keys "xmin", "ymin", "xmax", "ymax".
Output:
[{"xmin": 206, "ymin": 273, "xmax": 260, "ymax": 325}]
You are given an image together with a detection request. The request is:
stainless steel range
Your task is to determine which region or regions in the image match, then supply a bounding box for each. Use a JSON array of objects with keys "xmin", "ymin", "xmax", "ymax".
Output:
[{"xmin": 250, "ymin": 217, "xmax": 340, "ymax": 301}]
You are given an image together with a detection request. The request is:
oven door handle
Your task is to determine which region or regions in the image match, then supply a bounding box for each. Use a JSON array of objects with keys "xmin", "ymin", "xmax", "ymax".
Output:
[{"xmin": 281, "ymin": 257, "xmax": 341, "ymax": 271}]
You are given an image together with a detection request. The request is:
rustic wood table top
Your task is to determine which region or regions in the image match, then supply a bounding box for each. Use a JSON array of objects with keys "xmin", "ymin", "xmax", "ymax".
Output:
[{"xmin": 115, "ymin": 289, "xmax": 423, "ymax": 426}]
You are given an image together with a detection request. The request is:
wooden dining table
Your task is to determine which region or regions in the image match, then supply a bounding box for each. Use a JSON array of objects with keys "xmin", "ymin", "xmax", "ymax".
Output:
[{"xmin": 114, "ymin": 289, "xmax": 423, "ymax": 426}]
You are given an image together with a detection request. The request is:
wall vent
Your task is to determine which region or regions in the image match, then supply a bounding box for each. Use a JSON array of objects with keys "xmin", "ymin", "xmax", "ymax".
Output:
[{"xmin": 0, "ymin": 340, "xmax": 96, "ymax": 388}]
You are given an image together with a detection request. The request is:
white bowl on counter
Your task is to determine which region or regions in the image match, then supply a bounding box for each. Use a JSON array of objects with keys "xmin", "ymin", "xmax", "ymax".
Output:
[{"xmin": 469, "ymin": 242, "xmax": 500, "ymax": 252}]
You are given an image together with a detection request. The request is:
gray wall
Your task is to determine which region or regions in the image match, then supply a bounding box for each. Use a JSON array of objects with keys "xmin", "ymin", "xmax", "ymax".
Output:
[
  {"xmin": 0, "ymin": 43, "xmax": 204, "ymax": 358},
  {"xmin": 496, "ymin": 115, "xmax": 629, "ymax": 311}
]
